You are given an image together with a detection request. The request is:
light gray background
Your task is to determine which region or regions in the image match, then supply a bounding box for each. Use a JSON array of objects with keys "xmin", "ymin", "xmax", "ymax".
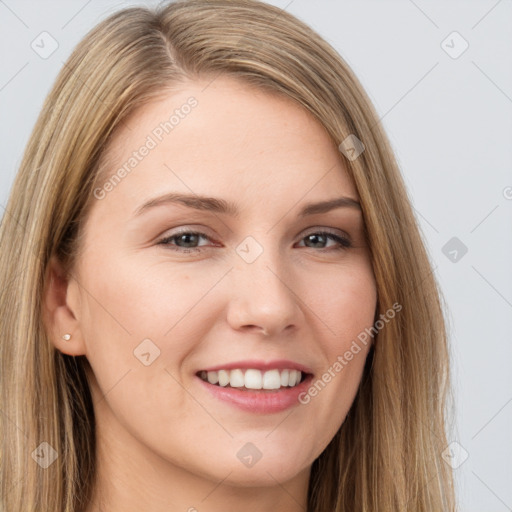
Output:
[{"xmin": 1, "ymin": 1, "xmax": 511, "ymax": 510}]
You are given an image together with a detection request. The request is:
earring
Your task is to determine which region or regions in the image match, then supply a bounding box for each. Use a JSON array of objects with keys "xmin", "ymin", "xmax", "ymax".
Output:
[{"xmin": 62, "ymin": 334, "xmax": 72, "ymax": 341}]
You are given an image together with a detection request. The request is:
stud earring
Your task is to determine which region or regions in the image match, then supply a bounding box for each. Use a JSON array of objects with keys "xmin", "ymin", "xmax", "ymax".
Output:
[{"xmin": 62, "ymin": 334, "xmax": 72, "ymax": 341}]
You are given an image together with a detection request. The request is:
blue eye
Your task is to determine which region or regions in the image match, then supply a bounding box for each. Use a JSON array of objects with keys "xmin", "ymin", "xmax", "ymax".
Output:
[{"xmin": 158, "ymin": 229, "xmax": 352, "ymax": 253}]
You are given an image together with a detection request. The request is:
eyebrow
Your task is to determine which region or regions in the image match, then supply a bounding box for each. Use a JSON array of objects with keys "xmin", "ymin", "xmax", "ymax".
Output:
[{"xmin": 133, "ymin": 192, "xmax": 361, "ymax": 218}]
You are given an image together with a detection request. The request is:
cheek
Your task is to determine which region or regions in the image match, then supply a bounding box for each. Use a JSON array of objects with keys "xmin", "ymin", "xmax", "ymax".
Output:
[
  {"xmin": 294, "ymin": 260, "xmax": 376, "ymax": 448},
  {"xmin": 322, "ymin": 264, "xmax": 376, "ymax": 385},
  {"xmin": 78, "ymin": 255, "xmax": 218, "ymax": 382},
  {"xmin": 77, "ymin": 259, "xmax": 198, "ymax": 426},
  {"xmin": 80, "ymin": 253, "xmax": 200, "ymax": 334},
  {"xmin": 306, "ymin": 259, "xmax": 377, "ymax": 341}
]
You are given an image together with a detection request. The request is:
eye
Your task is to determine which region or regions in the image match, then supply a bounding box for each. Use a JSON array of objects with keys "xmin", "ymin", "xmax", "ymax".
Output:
[
  {"xmin": 158, "ymin": 230, "xmax": 212, "ymax": 253},
  {"xmin": 296, "ymin": 231, "xmax": 352, "ymax": 251},
  {"xmin": 157, "ymin": 228, "xmax": 352, "ymax": 253}
]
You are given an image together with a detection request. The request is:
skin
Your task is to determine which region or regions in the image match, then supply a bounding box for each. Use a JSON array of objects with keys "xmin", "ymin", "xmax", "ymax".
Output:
[{"xmin": 44, "ymin": 76, "xmax": 377, "ymax": 512}]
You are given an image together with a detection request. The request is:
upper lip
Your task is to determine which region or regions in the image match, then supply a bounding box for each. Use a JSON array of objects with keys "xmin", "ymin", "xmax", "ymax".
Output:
[{"xmin": 198, "ymin": 359, "xmax": 314, "ymax": 375}]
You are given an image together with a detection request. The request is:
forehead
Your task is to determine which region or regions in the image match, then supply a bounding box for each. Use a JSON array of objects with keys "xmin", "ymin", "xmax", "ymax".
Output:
[{"xmin": 91, "ymin": 76, "xmax": 357, "ymax": 220}]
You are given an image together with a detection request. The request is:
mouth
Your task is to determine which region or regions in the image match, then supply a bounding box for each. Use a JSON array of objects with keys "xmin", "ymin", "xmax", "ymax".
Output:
[
  {"xmin": 196, "ymin": 368, "xmax": 312, "ymax": 392},
  {"xmin": 195, "ymin": 362, "xmax": 315, "ymax": 413}
]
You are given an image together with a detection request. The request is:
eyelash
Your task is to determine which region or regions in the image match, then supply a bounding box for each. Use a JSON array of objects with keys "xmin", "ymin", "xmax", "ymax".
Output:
[{"xmin": 157, "ymin": 229, "xmax": 352, "ymax": 253}]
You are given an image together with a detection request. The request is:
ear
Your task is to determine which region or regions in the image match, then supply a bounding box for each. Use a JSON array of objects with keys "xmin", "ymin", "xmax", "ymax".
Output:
[{"xmin": 43, "ymin": 255, "xmax": 87, "ymax": 356}]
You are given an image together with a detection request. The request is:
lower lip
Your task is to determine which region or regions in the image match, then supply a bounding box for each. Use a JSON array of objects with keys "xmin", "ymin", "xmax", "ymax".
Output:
[{"xmin": 196, "ymin": 374, "xmax": 314, "ymax": 414}]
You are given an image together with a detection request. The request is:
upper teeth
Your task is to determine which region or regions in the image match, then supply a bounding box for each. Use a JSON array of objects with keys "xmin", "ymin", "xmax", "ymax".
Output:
[{"xmin": 199, "ymin": 369, "xmax": 303, "ymax": 390}]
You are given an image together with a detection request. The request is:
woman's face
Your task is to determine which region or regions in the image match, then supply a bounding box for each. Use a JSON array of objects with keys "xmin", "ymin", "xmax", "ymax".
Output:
[{"xmin": 62, "ymin": 76, "xmax": 377, "ymax": 489}]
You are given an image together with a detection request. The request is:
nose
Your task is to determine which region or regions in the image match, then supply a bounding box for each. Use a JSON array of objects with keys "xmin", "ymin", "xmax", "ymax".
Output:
[{"xmin": 225, "ymin": 247, "xmax": 304, "ymax": 337}]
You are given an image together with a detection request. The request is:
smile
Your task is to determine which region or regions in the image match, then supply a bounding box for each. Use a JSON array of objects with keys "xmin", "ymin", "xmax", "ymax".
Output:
[{"xmin": 198, "ymin": 368, "xmax": 305, "ymax": 391}]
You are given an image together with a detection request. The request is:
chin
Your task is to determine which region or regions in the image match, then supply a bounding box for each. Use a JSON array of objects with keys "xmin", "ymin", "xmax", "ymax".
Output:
[
  {"xmin": 199, "ymin": 448, "xmax": 311, "ymax": 488},
  {"xmin": 218, "ymin": 463, "xmax": 307, "ymax": 488}
]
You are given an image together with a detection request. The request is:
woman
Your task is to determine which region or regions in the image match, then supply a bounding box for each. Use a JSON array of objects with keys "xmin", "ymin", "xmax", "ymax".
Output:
[{"xmin": 0, "ymin": 0, "xmax": 456, "ymax": 510}]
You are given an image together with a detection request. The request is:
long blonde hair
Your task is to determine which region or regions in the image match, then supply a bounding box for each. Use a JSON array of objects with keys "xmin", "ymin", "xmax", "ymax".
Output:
[{"xmin": 0, "ymin": 1, "xmax": 456, "ymax": 510}]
